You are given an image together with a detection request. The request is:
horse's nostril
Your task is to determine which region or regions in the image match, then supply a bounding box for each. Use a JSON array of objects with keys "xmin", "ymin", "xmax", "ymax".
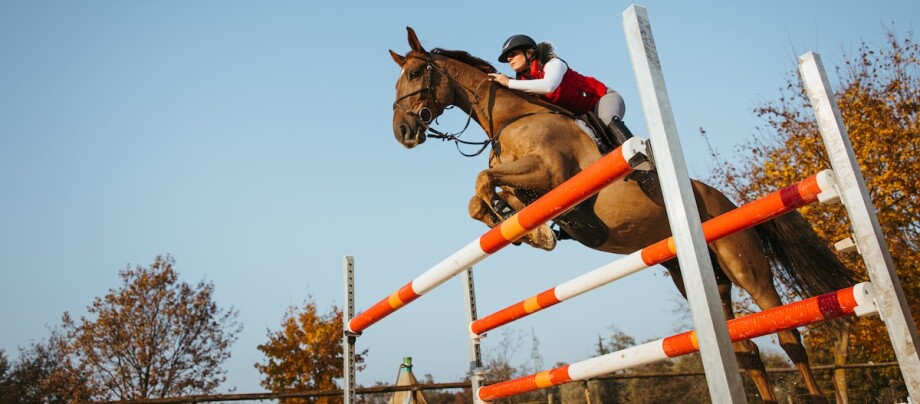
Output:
[{"xmin": 399, "ymin": 123, "xmax": 409, "ymax": 137}]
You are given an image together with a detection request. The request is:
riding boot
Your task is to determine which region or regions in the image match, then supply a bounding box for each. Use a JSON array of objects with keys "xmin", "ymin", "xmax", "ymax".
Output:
[
  {"xmin": 610, "ymin": 118, "xmax": 660, "ymax": 200},
  {"xmin": 608, "ymin": 117, "xmax": 635, "ymax": 145}
]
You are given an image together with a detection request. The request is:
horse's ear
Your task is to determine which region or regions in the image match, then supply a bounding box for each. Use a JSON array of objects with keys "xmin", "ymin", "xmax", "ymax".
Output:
[
  {"xmin": 389, "ymin": 49, "xmax": 406, "ymax": 67},
  {"xmin": 406, "ymin": 26, "xmax": 426, "ymax": 53}
]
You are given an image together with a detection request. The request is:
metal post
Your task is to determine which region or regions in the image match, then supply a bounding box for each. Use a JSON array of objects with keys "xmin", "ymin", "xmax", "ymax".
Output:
[
  {"xmin": 343, "ymin": 256, "xmax": 357, "ymax": 404},
  {"xmin": 622, "ymin": 5, "xmax": 746, "ymax": 402},
  {"xmin": 462, "ymin": 267, "xmax": 486, "ymax": 404},
  {"xmin": 799, "ymin": 52, "xmax": 920, "ymax": 400}
]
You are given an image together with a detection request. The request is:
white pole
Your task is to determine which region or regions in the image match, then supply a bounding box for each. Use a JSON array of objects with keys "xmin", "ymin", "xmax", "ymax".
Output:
[
  {"xmin": 622, "ymin": 5, "xmax": 746, "ymax": 403},
  {"xmin": 798, "ymin": 51, "xmax": 920, "ymax": 400}
]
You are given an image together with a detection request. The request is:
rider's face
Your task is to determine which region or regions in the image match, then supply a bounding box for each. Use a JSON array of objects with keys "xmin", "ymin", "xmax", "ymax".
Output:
[{"xmin": 506, "ymin": 49, "xmax": 528, "ymax": 72}]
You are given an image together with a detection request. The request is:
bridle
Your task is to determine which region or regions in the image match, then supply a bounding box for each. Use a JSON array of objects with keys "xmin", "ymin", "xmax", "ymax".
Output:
[
  {"xmin": 392, "ymin": 53, "xmax": 492, "ymax": 157},
  {"xmin": 392, "ymin": 54, "xmax": 441, "ymax": 126}
]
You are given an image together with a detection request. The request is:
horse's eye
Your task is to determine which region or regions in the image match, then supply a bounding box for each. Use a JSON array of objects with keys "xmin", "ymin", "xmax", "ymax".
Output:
[{"xmin": 409, "ymin": 69, "xmax": 421, "ymax": 78}]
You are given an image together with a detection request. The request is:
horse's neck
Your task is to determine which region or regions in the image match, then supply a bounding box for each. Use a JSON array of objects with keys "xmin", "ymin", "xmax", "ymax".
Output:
[{"xmin": 447, "ymin": 64, "xmax": 545, "ymax": 139}]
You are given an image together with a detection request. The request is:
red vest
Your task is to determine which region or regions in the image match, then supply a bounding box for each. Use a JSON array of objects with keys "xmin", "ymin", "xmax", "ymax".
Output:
[{"xmin": 520, "ymin": 59, "xmax": 608, "ymax": 115}]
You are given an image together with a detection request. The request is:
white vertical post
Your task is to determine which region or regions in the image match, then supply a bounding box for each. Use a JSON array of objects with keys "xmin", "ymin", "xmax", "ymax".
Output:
[
  {"xmin": 343, "ymin": 256, "xmax": 357, "ymax": 404},
  {"xmin": 799, "ymin": 52, "xmax": 920, "ymax": 400},
  {"xmin": 622, "ymin": 5, "xmax": 747, "ymax": 403},
  {"xmin": 462, "ymin": 267, "xmax": 486, "ymax": 404}
]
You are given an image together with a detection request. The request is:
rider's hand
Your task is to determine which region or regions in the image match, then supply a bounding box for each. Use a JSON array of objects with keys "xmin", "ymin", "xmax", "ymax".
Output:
[{"xmin": 488, "ymin": 73, "xmax": 510, "ymax": 87}]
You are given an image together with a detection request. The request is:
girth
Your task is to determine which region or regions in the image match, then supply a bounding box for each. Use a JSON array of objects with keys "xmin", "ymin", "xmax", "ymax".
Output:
[{"xmin": 552, "ymin": 194, "xmax": 608, "ymax": 248}]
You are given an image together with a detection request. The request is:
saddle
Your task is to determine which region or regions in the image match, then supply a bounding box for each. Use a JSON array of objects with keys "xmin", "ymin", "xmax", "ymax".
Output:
[{"xmin": 579, "ymin": 112, "xmax": 625, "ymax": 153}]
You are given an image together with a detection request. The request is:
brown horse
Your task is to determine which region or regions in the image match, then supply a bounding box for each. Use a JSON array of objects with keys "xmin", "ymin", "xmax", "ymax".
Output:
[{"xmin": 389, "ymin": 27, "xmax": 855, "ymax": 403}]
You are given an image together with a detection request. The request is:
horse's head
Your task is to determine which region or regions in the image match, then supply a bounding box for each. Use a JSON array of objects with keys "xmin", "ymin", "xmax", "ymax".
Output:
[{"xmin": 389, "ymin": 27, "xmax": 454, "ymax": 149}]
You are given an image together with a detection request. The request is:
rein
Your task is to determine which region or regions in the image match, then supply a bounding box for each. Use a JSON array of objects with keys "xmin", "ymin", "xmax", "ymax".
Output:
[{"xmin": 393, "ymin": 53, "xmax": 493, "ymax": 156}]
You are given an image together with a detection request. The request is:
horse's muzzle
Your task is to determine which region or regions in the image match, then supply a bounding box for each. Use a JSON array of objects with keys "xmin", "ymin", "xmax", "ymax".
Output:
[{"xmin": 396, "ymin": 122, "xmax": 426, "ymax": 149}]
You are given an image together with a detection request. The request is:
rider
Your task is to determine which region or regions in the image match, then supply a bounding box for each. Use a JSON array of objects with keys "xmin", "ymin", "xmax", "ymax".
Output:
[
  {"xmin": 488, "ymin": 34, "xmax": 631, "ymax": 147},
  {"xmin": 489, "ymin": 35, "xmax": 652, "ymax": 242}
]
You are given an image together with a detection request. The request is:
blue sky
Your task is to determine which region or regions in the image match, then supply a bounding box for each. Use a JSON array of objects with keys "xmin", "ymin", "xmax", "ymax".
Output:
[{"xmin": 1, "ymin": 0, "xmax": 917, "ymax": 397}]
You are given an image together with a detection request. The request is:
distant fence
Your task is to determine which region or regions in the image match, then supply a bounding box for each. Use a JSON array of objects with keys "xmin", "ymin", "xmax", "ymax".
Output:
[{"xmin": 86, "ymin": 362, "xmax": 900, "ymax": 404}]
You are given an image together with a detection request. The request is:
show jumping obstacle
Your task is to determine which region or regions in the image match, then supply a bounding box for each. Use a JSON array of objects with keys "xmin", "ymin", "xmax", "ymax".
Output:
[
  {"xmin": 470, "ymin": 170, "xmax": 839, "ymax": 338},
  {"xmin": 343, "ymin": 5, "xmax": 920, "ymax": 403},
  {"xmin": 478, "ymin": 283, "xmax": 878, "ymax": 401},
  {"xmin": 346, "ymin": 137, "xmax": 647, "ymax": 334}
]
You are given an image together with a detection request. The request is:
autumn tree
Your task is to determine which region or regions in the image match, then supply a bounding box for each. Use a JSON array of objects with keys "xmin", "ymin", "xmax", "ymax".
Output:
[
  {"xmin": 255, "ymin": 296, "xmax": 365, "ymax": 404},
  {"xmin": 703, "ymin": 27, "xmax": 918, "ymax": 400},
  {"xmin": 481, "ymin": 328, "xmax": 523, "ymax": 383},
  {"xmin": 476, "ymin": 328, "xmax": 534, "ymax": 404},
  {"xmin": 60, "ymin": 254, "xmax": 241, "ymax": 400},
  {"xmin": 0, "ymin": 350, "xmax": 10, "ymax": 402},
  {"xmin": 0, "ymin": 331, "xmax": 93, "ymax": 403},
  {"xmin": 591, "ymin": 327, "xmax": 706, "ymax": 403}
]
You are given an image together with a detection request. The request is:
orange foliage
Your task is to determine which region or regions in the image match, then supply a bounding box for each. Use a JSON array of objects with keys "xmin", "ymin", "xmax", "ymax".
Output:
[
  {"xmin": 255, "ymin": 297, "xmax": 365, "ymax": 404},
  {"xmin": 704, "ymin": 28, "xmax": 919, "ymax": 398},
  {"xmin": 61, "ymin": 255, "xmax": 241, "ymax": 400}
]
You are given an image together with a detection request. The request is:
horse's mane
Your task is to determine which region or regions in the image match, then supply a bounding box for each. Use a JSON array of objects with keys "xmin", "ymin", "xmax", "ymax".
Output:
[
  {"xmin": 429, "ymin": 47, "xmax": 561, "ymax": 113},
  {"xmin": 432, "ymin": 48, "xmax": 497, "ymax": 74}
]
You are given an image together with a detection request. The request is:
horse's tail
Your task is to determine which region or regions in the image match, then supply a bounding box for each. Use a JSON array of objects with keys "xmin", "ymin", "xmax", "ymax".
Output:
[{"xmin": 757, "ymin": 211, "xmax": 860, "ymax": 300}]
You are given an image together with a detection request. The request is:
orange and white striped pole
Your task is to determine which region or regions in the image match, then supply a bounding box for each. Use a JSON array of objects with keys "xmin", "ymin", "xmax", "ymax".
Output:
[
  {"xmin": 470, "ymin": 169, "xmax": 840, "ymax": 337},
  {"xmin": 347, "ymin": 137, "xmax": 648, "ymax": 334},
  {"xmin": 477, "ymin": 282, "xmax": 877, "ymax": 402}
]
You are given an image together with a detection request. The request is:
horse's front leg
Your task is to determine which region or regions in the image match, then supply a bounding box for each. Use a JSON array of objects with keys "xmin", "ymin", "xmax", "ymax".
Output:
[
  {"xmin": 470, "ymin": 155, "xmax": 559, "ymax": 250},
  {"xmin": 469, "ymin": 191, "xmax": 557, "ymax": 251},
  {"xmin": 468, "ymin": 187, "xmax": 516, "ymax": 224},
  {"xmin": 468, "ymin": 195, "xmax": 500, "ymax": 229}
]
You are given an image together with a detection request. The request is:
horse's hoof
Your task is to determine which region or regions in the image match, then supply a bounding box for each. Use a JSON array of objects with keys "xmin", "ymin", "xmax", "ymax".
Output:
[{"xmin": 534, "ymin": 238, "xmax": 556, "ymax": 251}]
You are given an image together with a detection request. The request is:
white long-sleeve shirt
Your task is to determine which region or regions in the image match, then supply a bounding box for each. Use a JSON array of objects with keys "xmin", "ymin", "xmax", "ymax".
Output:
[{"xmin": 507, "ymin": 58, "xmax": 567, "ymax": 94}]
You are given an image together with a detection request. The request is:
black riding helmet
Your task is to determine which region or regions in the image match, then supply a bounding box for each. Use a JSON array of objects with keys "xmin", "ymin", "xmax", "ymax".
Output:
[{"xmin": 498, "ymin": 34, "xmax": 536, "ymax": 62}]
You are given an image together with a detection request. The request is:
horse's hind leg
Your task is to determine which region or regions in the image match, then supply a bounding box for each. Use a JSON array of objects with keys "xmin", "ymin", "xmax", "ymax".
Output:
[
  {"xmin": 748, "ymin": 288, "xmax": 828, "ymax": 403},
  {"xmin": 712, "ymin": 232, "xmax": 828, "ymax": 403},
  {"xmin": 661, "ymin": 258, "xmax": 778, "ymax": 403},
  {"xmin": 717, "ymin": 283, "xmax": 778, "ymax": 403},
  {"xmin": 746, "ymin": 290, "xmax": 827, "ymax": 403},
  {"xmin": 778, "ymin": 328, "xmax": 828, "ymax": 402}
]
